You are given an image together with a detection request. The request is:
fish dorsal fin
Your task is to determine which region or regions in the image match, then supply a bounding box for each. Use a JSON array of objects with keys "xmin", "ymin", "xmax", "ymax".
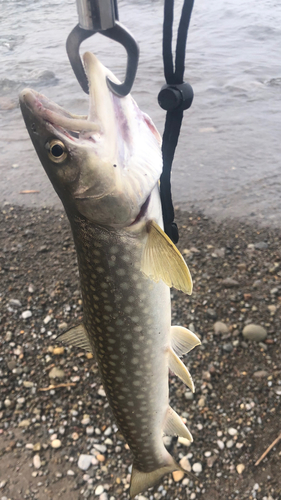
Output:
[
  {"xmin": 130, "ymin": 458, "xmax": 179, "ymax": 498},
  {"xmin": 163, "ymin": 406, "xmax": 193, "ymax": 442},
  {"xmin": 171, "ymin": 325, "xmax": 201, "ymax": 356},
  {"xmin": 168, "ymin": 347, "xmax": 194, "ymax": 392},
  {"xmin": 56, "ymin": 323, "xmax": 92, "ymax": 352},
  {"xmin": 141, "ymin": 220, "xmax": 193, "ymax": 294}
]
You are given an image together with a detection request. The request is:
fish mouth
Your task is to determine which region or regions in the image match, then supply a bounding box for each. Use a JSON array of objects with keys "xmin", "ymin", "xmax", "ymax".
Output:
[
  {"xmin": 19, "ymin": 88, "xmax": 101, "ymax": 144},
  {"xmin": 19, "ymin": 52, "xmax": 120, "ymax": 145}
]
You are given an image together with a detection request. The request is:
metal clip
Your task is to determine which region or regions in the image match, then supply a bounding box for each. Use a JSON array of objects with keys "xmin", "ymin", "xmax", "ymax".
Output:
[{"xmin": 66, "ymin": 0, "xmax": 139, "ymax": 97}]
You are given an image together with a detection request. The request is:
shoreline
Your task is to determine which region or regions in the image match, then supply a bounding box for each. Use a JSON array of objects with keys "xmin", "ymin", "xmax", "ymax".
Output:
[{"xmin": 0, "ymin": 205, "xmax": 280, "ymax": 500}]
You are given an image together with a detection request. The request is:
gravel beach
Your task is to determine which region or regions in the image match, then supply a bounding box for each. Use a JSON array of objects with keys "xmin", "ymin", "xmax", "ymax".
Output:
[{"xmin": 0, "ymin": 205, "xmax": 280, "ymax": 500}]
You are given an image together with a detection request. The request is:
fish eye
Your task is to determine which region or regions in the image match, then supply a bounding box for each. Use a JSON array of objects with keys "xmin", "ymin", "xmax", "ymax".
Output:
[{"xmin": 47, "ymin": 140, "xmax": 67, "ymax": 163}]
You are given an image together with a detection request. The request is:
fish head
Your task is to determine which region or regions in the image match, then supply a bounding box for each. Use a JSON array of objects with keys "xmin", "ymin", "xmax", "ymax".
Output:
[{"xmin": 19, "ymin": 52, "xmax": 162, "ymax": 227}]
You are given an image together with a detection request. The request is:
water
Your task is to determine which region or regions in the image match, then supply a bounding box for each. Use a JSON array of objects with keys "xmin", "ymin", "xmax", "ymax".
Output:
[{"xmin": 1, "ymin": 0, "xmax": 281, "ymax": 225}]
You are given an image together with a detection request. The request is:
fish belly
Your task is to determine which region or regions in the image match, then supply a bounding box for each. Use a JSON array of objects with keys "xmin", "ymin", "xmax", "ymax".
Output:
[{"xmin": 71, "ymin": 216, "xmax": 171, "ymax": 472}]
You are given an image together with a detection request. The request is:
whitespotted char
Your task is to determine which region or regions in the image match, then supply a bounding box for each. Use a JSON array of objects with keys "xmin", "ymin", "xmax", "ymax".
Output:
[{"xmin": 20, "ymin": 52, "xmax": 201, "ymax": 497}]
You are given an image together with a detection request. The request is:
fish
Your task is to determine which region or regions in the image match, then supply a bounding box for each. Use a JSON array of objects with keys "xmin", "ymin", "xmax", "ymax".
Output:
[{"xmin": 19, "ymin": 52, "xmax": 201, "ymax": 498}]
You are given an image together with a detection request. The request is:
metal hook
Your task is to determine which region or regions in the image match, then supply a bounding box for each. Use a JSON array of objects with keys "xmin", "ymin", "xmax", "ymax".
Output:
[{"xmin": 66, "ymin": 21, "xmax": 139, "ymax": 97}]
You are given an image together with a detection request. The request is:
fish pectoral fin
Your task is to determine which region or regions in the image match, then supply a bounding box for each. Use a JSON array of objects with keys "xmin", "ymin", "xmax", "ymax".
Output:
[
  {"xmin": 56, "ymin": 323, "xmax": 93, "ymax": 353},
  {"xmin": 141, "ymin": 220, "xmax": 193, "ymax": 294},
  {"xmin": 171, "ymin": 325, "xmax": 201, "ymax": 356},
  {"xmin": 130, "ymin": 459, "xmax": 179, "ymax": 498},
  {"xmin": 168, "ymin": 347, "xmax": 195, "ymax": 392},
  {"xmin": 163, "ymin": 406, "xmax": 193, "ymax": 442}
]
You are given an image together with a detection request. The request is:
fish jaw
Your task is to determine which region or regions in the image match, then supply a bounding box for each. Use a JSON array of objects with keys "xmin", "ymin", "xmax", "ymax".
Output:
[{"xmin": 19, "ymin": 52, "xmax": 163, "ymax": 228}]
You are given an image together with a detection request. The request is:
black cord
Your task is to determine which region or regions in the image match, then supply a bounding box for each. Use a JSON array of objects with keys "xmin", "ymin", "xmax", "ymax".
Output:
[{"xmin": 159, "ymin": 0, "xmax": 194, "ymax": 244}]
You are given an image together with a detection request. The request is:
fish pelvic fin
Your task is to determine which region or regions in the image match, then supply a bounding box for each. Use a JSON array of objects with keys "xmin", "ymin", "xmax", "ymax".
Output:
[
  {"xmin": 141, "ymin": 220, "xmax": 193, "ymax": 294},
  {"xmin": 168, "ymin": 347, "xmax": 195, "ymax": 392},
  {"xmin": 163, "ymin": 406, "xmax": 193, "ymax": 442},
  {"xmin": 130, "ymin": 458, "xmax": 179, "ymax": 498},
  {"xmin": 171, "ymin": 325, "xmax": 201, "ymax": 356},
  {"xmin": 56, "ymin": 323, "xmax": 93, "ymax": 353}
]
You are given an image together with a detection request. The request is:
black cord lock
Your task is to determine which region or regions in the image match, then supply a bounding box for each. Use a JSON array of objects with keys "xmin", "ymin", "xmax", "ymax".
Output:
[{"xmin": 158, "ymin": 82, "xmax": 193, "ymax": 112}]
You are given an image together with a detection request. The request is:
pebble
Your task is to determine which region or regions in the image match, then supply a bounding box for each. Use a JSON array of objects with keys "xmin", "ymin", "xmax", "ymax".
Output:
[
  {"xmin": 228, "ymin": 428, "xmax": 238, "ymax": 436},
  {"xmin": 94, "ymin": 443, "xmax": 107, "ymax": 453},
  {"xmin": 49, "ymin": 367, "xmax": 65, "ymax": 379},
  {"xmin": 198, "ymin": 397, "xmax": 205, "ymax": 407},
  {"xmin": 33, "ymin": 454, "xmax": 41, "ymax": 469},
  {"xmin": 23, "ymin": 381, "xmax": 34, "ymax": 388},
  {"xmin": 9, "ymin": 298, "xmax": 22, "ymax": 307},
  {"xmin": 52, "ymin": 347, "xmax": 64, "ymax": 355},
  {"xmin": 213, "ymin": 321, "xmax": 229, "ymax": 335},
  {"xmin": 221, "ymin": 277, "xmax": 239, "ymax": 287},
  {"xmin": 242, "ymin": 324, "xmax": 267, "ymax": 342},
  {"xmin": 51, "ymin": 439, "xmax": 62, "ymax": 449},
  {"xmin": 67, "ymin": 470, "xmax": 75, "ymax": 476},
  {"xmin": 104, "ymin": 426, "xmax": 112, "ymax": 436},
  {"xmin": 206, "ymin": 308, "xmax": 217, "ymax": 319},
  {"xmin": 86, "ymin": 426, "xmax": 94, "ymax": 436},
  {"xmin": 254, "ymin": 241, "xmax": 268, "ymax": 250},
  {"xmin": 33, "ymin": 443, "xmax": 41, "ymax": 452},
  {"xmin": 217, "ymin": 440, "xmax": 225, "ymax": 450},
  {"xmin": 226, "ymin": 439, "xmax": 234, "ymax": 448},
  {"xmin": 223, "ymin": 342, "xmax": 233, "ymax": 352},
  {"xmin": 172, "ymin": 470, "xmax": 185, "ymax": 482},
  {"xmin": 236, "ymin": 464, "xmax": 245, "ymax": 474},
  {"xmin": 192, "ymin": 463, "xmax": 202, "ymax": 473},
  {"xmin": 78, "ymin": 454, "xmax": 94, "ymax": 471},
  {"xmin": 96, "ymin": 454, "xmax": 105, "ymax": 462},
  {"xmin": 21, "ymin": 310, "xmax": 32, "ymax": 319},
  {"xmin": 179, "ymin": 456, "xmax": 191, "ymax": 472},
  {"xmin": 95, "ymin": 485, "xmax": 104, "ymax": 495},
  {"xmin": 43, "ymin": 314, "xmax": 52, "ymax": 324},
  {"xmin": 82, "ymin": 415, "xmax": 91, "ymax": 425},
  {"xmin": 18, "ymin": 419, "xmax": 31, "ymax": 428},
  {"xmin": 98, "ymin": 388, "xmax": 106, "ymax": 397}
]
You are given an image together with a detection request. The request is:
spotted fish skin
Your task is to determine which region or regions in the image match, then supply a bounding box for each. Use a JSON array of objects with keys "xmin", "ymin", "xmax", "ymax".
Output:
[
  {"xmin": 19, "ymin": 51, "xmax": 200, "ymax": 497},
  {"xmin": 71, "ymin": 211, "xmax": 172, "ymax": 473}
]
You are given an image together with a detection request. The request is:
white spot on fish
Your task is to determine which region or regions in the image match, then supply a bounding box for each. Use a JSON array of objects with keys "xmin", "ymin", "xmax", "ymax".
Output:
[
  {"xmin": 131, "ymin": 357, "xmax": 138, "ymax": 365},
  {"xmin": 110, "ymin": 246, "xmax": 119, "ymax": 254},
  {"xmin": 104, "ymin": 305, "xmax": 113, "ymax": 312},
  {"xmin": 124, "ymin": 306, "xmax": 133, "ymax": 314},
  {"xmin": 116, "ymin": 268, "xmax": 126, "ymax": 276},
  {"xmin": 96, "ymin": 267, "xmax": 105, "ymax": 273},
  {"xmin": 120, "ymin": 282, "xmax": 129, "ymax": 290}
]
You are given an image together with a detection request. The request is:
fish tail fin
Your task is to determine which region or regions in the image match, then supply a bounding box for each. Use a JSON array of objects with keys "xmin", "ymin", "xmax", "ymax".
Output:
[{"xmin": 130, "ymin": 457, "xmax": 180, "ymax": 498}]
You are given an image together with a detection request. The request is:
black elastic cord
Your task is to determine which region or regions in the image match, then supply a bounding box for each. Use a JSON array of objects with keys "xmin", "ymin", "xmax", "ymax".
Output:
[{"xmin": 160, "ymin": 0, "xmax": 194, "ymax": 244}]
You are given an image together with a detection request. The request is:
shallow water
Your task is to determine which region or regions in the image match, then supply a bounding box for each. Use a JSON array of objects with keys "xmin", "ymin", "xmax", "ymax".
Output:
[{"xmin": 1, "ymin": 0, "xmax": 281, "ymax": 226}]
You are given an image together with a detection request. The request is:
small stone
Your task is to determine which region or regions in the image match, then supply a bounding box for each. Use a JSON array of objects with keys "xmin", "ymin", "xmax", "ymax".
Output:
[
  {"xmin": 99, "ymin": 493, "xmax": 108, "ymax": 500},
  {"xmin": 72, "ymin": 432, "xmax": 79, "ymax": 440},
  {"xmin": 192, "ymin": 462, "xmax": 202, "ymax": 473},
  {"xmin": 33, "ymin": 454, "xmax": 41, "ymax": 469},
  {"xmin": 5, "ymin": 331, "xmax": 13, "ymax": 342},
  {"xmin": 217, "ymin": 440, "xmax": 224, "ymax": 450},
  {"xmin": 179, "ymin": 456, "xmax": 191, "ymax": 472},
  {"xmin": 104, "ymin": 426, "xmax": 112, "ymax": 436},
  {"xmin": 58, "ymin": 322, "xmax": 68, "ymax": 330},
  {"xmin": 163, "ymin": 436, "xmax": 172, "ymax": 447},
  {"xmin": 28, "ymin": 283, "xmax": 35, "ymax": 293},
  {"xmin": 214, "ymin": 321, "xmax": 229, "ymax": 335},
  {"xmin": 23, "ymin": 381, "xmax": 34, "ymax": 388},
  {"xmin": 206, "ymin": 308, "xmax": 217, "ymax": 319},
  {"xmin": 185, "ymin": 391, "xmax": 194, "ymax": 400},
  {"xmin": 96, "ymin": 454, "xmax": 105, "ymax": 462},
  {"xmin": 86, "ymin": 426, "xmax": 94, "ymax": 436},
  {"xmin": 9, "ymin": 299, "xmax": 22, "ymax": 307},
  {"xmin": 53, "ymin": 347, "xmax": 65, "ymax": 355},
  {"xmin": 98, "ymin": 387, "xmax": 106, "ymax": 397},
  {"xmin": 223, "ymin": 343, "xmax": 233, "ymax": 352},
  {"xmin": 51, "ymin": 439, "xmax": 62, "ymax": 449},
  {"xmin": 55, "ymin": 472, "xmax": 63, "ymax": 478},
  {"xmin": 18, "ymin": 419, "xmax": 31, "ymax": 428},
  {"xmin": 254, "ymin": 241, "xmax": 268, "ymax": 250},
  {"xmin": 81, "ymin": 415, "xmax": 90, "ymax": 425},
  {"xmin": 236, "ymin": 464, "xmax": 245, "ymax": 474},
  {"xmin": 67, "ymin": 470, "xmax": 75, "ymax": 476},
  {"xmin": 33, "ymin": 443, "xmax": 41, "ymax": 452},
  {"xmin": 22, "ymin": 310, "xmax": 32, "ymax": 319},
  {"xmin": 242, "ymin": 324, "xmax": 267, "ymax": 342},
  {"xmin": 198, "ymin": 397, "xmax": 205, "ymax": 408},
  {"xmin": 95, "ymin": 485, "xmax": 104, "ymax": 495},
  {"xmin": 221, "ymin": 278, "xmax": 239, "ymax": 287},
  {"xmin": 78, "ymin": 454, "xmax": 94, "ymax": 471},
  {"xmin": 0, "ymin": 481, "xmax": 7, "ymax": 489},
  {"xmin": 207, "ymin": 455, "xmax": 217, "ymax": 468},
  {"xmin": 172, "ymin": 470, "xmax": 185, "ymax": 482},
  {"xmin": 94, "ymin": 444, "xmax": 107, "ymax": 453},
  {"xmin": 43, "ymin": 314, "xmax": 52, "ymax": 324},
  {"xmin": 226, "ymin": 439, "xmax": 234, "ymax": 448},
  {"xmin": 49, "ymin": 367, "xmax": 65, "ymax": 379},
  {"xmin": 104, "ymin": 438, "xmax": 113, "ymax": 446},
  {"xmin": 228, "ymin": 428, "xmax": 238, "ymax": 436}
]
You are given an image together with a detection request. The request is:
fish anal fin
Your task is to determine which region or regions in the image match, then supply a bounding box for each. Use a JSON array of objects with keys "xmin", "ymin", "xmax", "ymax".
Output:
[
  {"xmin": 168, "ymin": 347, "xmax": 195, "ymax": 392},
  {"xmin": 141, "ymin": 220, "xmax": 193, "ymax": 294},
  {"xmin": 56, "ymin": 323, "xmax": 93, "ymax": 353},
  {"xmin": 130, "ymin": 459, "xmax": 179, "ymax": 498},
  {"xmin": 171, "ymin": 325, "xmax": 201, "ymax": 356},
  {"xmin": 163, "ymin": 406, "xmax": 193, "ymax": 442}
]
